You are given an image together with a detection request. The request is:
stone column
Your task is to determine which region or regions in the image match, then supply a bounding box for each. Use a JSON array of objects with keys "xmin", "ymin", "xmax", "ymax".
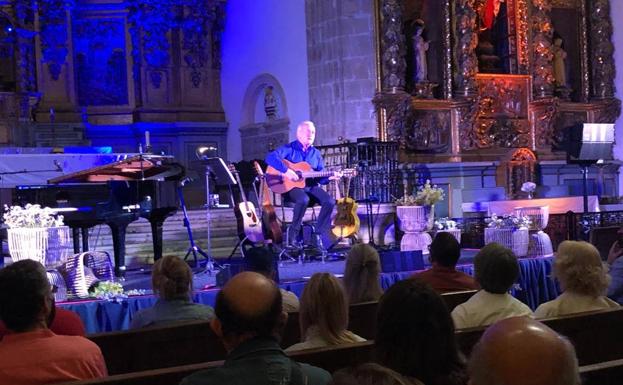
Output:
[
  {"xmin": 530, "ymin": 0, "xmax": 554, "ymax": 99},
  {"xmin": 589, "ymin": 0, "xmax": 615, "ymax": 99},
  {"xmin": 453, "ymin": 0, "xmax": 478, "ymax": 98}
]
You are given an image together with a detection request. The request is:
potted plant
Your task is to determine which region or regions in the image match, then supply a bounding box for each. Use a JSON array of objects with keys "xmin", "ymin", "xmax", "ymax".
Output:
[
  {"xmin": 3, "ymin": 204, "xmax": 71, "ymax": 267},
  {"xmin": 394, "ymin": 180, "xmax": 445, "ymax": 253}
]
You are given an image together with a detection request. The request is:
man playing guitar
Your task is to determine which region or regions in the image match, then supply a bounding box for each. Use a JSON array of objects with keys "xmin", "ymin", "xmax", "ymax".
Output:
[{"xmin": 265, "ymin": 121, "xmax": 339, "ymax": 247}]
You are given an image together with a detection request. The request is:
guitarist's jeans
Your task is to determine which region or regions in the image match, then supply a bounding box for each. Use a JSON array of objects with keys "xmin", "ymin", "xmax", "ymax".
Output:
[{"xmin": 287, "ymin": 186, "xmax": 335, "ymax": 244}]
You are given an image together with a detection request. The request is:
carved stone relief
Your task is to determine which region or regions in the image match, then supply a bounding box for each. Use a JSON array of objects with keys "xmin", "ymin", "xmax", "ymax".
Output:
[{"xmin": 38, "ymin": 0, "xmax": 70, "ymax": 81}]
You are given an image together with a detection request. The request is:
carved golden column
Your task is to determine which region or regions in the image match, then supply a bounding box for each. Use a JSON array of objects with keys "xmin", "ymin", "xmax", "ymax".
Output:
[
  {"xmin": 453, "ymin": 0, "xmax": 478, "ymax": 97},
  {"xmin": 589, "ymin": 0, "xmax": 615, "ymax": 100},
  {"xmin": 530, "ymin": 0, "xmax": 554, "ymax": 99}
]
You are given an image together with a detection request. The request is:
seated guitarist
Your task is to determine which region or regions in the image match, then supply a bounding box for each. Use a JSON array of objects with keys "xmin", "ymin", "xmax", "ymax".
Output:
[{"xmin": 265, "ymin": 121, "xmax": 338, "ymax": 247}]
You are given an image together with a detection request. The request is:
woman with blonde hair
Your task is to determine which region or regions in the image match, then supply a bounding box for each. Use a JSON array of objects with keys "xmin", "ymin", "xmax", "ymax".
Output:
[
  {"xmin": 343, "ymin": 243, "xmax": 383, "ymax": 304},
  {"xmin": 131, "ymin": 255, "xmax": 214, "ymax": 328},
  {"xmin": 535, "ymin": 240, "xmax": 619, "ymax": 318},
  {"xmin": 286, "ymin": 273, "xmax": 365, "ymax": 351}
]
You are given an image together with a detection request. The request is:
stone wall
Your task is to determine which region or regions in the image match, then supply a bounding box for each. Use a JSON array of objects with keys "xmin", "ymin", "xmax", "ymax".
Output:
[{"xmin": 305, "ymin": 0, "xmax": 378, "ymax": 145}]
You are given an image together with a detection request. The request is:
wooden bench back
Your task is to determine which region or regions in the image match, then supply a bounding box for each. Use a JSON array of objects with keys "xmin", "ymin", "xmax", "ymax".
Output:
[
  {"xmin": 88, "ymin": 320, "xmax": 226, "ymax": 375},
  {"xmin": 90, "ymin": 289, "xmax": 477, "ymax": 375},
  {"xmin": 455, "ymin": 307, "xmax": 623, "ymax": 366}
]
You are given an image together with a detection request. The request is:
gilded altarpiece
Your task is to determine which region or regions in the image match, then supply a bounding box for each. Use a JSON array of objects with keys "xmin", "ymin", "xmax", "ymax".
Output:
[{"xmin": 374, "ymin": 0, "xmax": 621, "ymax": 162}]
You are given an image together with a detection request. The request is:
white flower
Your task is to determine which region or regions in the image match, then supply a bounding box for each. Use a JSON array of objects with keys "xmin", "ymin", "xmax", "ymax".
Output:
[
  {"xmin": 521, "ymin": 182, "xmax": 537, "ymax": 193},
  {"xmin": 2, "ymin": 204, "xmax": 64, "ymax": 229}
]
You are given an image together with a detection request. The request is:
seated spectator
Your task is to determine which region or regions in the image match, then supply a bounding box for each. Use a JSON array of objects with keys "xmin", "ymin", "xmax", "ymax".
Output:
[
  {"xmin": 330, "ymin": 363, "xmax": 422, "ymax": 385},
  {"xmin": 375, "ymin": 279, "xmax": 468, "ymax": 385},
  {"xmin": 451, "ymin": 243, "xmax": 532, "ymax": 329},
  {"xmin": 0, "ymin": 260, "xmax": 107, "ymax": 384},
  {"xmin": 343, "ymin": 243, "xmax": 383, "ymax": 304},
  {"xmin": 0, "ymin": 302, "xmax": 86, "ymax": 339},
  {"xmin": 180, "ymin": 271, "xmax": 331, "ymax": 385},
  {"xmin": 286, "ymin": 272, "xmax": 365, "ymax": 352},
  {"xmin": 244, "ymin": 246, "xmax": 299, "ymax": 312},
  {"xmin": 606, "ymin": 227, "xmax": 623, "ymax": 304},
  {"xmin": 468, "ymin": 316, "xmax": 580, "ymax": 385},
  {"xmin": 411, "ymin": 232, "xmax": 478, "ymax": 293},
  {"xmin": 535, "ymin": 240, "xmax": 618, "ymax": 318},
  {"xmin": 131, "ymin": 255, "xmax": 214, "ymax": 328}
]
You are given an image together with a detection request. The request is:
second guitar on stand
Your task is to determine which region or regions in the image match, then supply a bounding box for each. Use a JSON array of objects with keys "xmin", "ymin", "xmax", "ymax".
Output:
[{"xmin": 227, "ymin": 164, "xmax": 264, "ymax": 243}]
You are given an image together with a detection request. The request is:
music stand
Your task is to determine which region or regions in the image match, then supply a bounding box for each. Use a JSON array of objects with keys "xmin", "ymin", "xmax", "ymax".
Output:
[
  {"xmin": 562, "ymin": 123, "xmax": 615, "ymax": 214},
  {"xmin": 201, "ymin": 157, "xmax": 237, "ymax": 273}
]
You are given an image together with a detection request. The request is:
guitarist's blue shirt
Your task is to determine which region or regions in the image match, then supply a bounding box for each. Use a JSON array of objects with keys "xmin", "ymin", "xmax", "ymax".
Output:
[{"xmin": 265, "ymin": 140, "xmax": 329, "ymax": 186}]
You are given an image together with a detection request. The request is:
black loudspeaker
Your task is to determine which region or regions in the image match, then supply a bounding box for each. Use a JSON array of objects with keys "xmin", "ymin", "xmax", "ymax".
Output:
[
  {"xmin": 379, "ymin": 249, "xmax": 424, "ymax": 273},
  {"xmin": 559, "ymin": 123, "xmax": 615, "ymax": 162}
]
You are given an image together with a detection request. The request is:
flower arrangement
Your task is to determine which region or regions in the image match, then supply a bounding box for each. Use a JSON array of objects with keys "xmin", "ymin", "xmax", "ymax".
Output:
[
  {"xmin": 395, "ymin": 180, "xmax": 445, "ymax": 206},
  {"xmin": 486, "ymin": 213, "xmax": 532, "ymax": 229},
  {"xmin": 91, "ymin": 280, "xmax": 125, "ymax": 300},
  {"xmin": 434, "ymin": 217, "xmax": 459, "ymax": 230},
  {"xmin": 2, "ymin": 204, "xmax": 64, "ymax": 229},
  {"xmin": 520, "ymin": 182, "xmax": 536, "ymax": 193}
]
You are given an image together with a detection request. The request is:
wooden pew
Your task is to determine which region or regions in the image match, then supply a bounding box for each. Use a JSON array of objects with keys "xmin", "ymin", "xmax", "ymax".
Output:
[
  {"xmin": 88, "ymin": 320, "xmax": 226, "ymax": 375},
  {"xmin": 89, "ymin": 290, "xmax": 476, "ymax": 375},
  {"xmin": 58, "ymin": 341, "xmax": 376, "ymax": 385},
  {"xmin": 580, "ymin": 358, "xmax": 623, "ymax": 385},
  {"xmin": 455, "ymin": 307, "xmax": 623, "ymax": 366}
]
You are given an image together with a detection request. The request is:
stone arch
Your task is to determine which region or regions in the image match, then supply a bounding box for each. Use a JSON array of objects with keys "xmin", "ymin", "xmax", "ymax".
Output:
[{"xmin": 240, "ymin": 73, "xmax": 288, "ymax": 126}]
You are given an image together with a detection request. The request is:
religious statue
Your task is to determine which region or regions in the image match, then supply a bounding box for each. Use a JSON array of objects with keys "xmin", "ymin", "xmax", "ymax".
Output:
[
  {"xmin": 412, "ymin": 20, "xmax": 429, "ymax": 83},
  {"xmin": 552, "ymin": 37, "xmax": 567, "ymax": 87},
  {"xmin": 264, "ymin": 85, "xmax": 277, "ymax": 120}
]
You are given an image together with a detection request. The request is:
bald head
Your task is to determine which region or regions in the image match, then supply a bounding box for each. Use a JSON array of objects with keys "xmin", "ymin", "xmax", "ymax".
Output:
[
  {"xmin": 296, "ymin": 121, "xmax": 316, "ymax": 148},
  {"xmin": 469, "ymin": 317, "xmax": 579, "ymax": 385},
  {"xmin": 215, "ymin": 272, "xmax": 283, "ymax": 340}
]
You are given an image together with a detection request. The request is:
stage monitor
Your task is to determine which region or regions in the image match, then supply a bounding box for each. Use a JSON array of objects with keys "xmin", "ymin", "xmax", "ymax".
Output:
[{"xmin": 563, "ymin": 123, "xmax": 614, "ymax": 162}]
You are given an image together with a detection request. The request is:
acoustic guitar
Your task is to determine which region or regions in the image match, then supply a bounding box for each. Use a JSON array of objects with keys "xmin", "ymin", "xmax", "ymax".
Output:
[
  {"xmin": 228, "ymin": 164, "xmax": 264, "ymax": 243},
  {"xmin": 265, "ymin": 159, "xmax": 355, "ymax": 194},
  {"xmin": 253, "ymin": 161, "xmax": 283, "ymax": 244},
  {"xmin": 331, "ymin": 175, "xmax": 360, "ymax": 238}
]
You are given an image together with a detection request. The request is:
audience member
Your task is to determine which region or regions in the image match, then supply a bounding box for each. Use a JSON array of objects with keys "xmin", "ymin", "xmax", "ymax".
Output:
[
  {"xmin": 244, "ymin": 246, "xmax": 299, "ymax": 311},
  {"xmin": 375, "ymin": 279, "xmax": 468, "ymax": 385},
  {"xmin": 0, "ymin": 304, "xmax": 86, "ymax": 339},
  {"xmin": 411, "ymin": 232, "xmax": 478, "ymax": 293},
  {"xmin": 0, "ymin": 260, "xmax": 107, "ymax": 384},
  {"xmin": 131, "ymin": 255, "xmax": 214, "ymax": 328},
  {"xmin": 451, "ymin": 243, "xmax": 532, "ymax": 329},
  {"xmin": 330, "ymin": 363, "xmax": 422, "ymax": 385},
  {"xmin": 180, "ymin": 271, "xmax": 331, "ymax": 385},
  {"xmin": 535, "ymin": 240, "xmax": 618, "ymax": 318},
  {"xmin": 343, "ymin": 243, "xmax": 383, "ymax": 303},
  {"xmin": 286, "ymin": 272, "xmax": 365, "ymax": 352},
  {"xmin": 606, "ymin": 227, "xmax": 623, "ymax": 304},
  {"xmin": 468, "ymin": 316, "xmax": 580, "ymax": 385}
]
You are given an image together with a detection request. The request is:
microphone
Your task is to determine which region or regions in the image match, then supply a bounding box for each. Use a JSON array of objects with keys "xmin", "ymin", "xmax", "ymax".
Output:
[{"xmin": 53, "ymin": 160, "xmax": 63, "ymax": 172}]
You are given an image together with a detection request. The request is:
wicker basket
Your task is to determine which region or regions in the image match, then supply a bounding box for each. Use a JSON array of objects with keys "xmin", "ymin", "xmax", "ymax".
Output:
[
  {"xmin": 7, "ymin": 226, "xmax": 72, "ymax": 267},
  {"xmin": 484, "ymin": 227, "xmax": 530, "ymax": 257}
]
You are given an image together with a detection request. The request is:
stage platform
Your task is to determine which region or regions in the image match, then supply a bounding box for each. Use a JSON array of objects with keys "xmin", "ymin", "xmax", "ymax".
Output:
[{"xmin": 57, "ymin": 249, "xmax": 560, "ymax": 334}]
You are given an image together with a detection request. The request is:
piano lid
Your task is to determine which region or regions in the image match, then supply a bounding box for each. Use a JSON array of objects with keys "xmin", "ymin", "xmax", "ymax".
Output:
[{"xmin": 48, "ymin": 154, "xmax": 184, "ymax": 183}]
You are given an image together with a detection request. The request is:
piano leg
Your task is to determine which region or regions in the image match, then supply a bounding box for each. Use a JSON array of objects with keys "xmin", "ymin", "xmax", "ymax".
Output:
[
  {"xmin": 150, "ymin": 218, "xmax": 165, "ymax": 261},
  {"xmin": 72, "ymin": 228, "xmax": 81, "ymax": 253},
  {"xmin": 81, "ymin": 227, "xmax": 90, "ymax": 252},
  {"xmin": 108, "ymin": 218, "xmax": 134, "ymax": 277}
]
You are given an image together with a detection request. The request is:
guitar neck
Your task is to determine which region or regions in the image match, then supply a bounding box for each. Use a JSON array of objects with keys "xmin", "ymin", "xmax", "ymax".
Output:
[{"xmin": 301, "ymin": 170, "xmax": 335, "ymax": 179}]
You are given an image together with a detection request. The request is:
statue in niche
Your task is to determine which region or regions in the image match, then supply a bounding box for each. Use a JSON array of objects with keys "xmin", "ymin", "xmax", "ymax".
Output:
[
  {"xmin": 477, "ymin": 0, "xmax": 510, "ymax": 74},
  {"xmin": 409, "ymin": 19, "xmax": 437, "ymax": 98},
  {"xmin": 264, "ymin": 85, "xmax": 278, "ymax": 120},
  {"xmin": 411, "ymin": 20, "xmax": 428, "ymax": 83},
  {"xmin": 552, "ymin": 34, "xmax": 571, "ymax": 100}
]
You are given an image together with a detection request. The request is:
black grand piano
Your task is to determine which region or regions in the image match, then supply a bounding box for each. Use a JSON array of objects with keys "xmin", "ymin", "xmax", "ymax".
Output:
[{"xmin": 15, "ymin": 154, "xmax": 184, "ymax": 277}]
